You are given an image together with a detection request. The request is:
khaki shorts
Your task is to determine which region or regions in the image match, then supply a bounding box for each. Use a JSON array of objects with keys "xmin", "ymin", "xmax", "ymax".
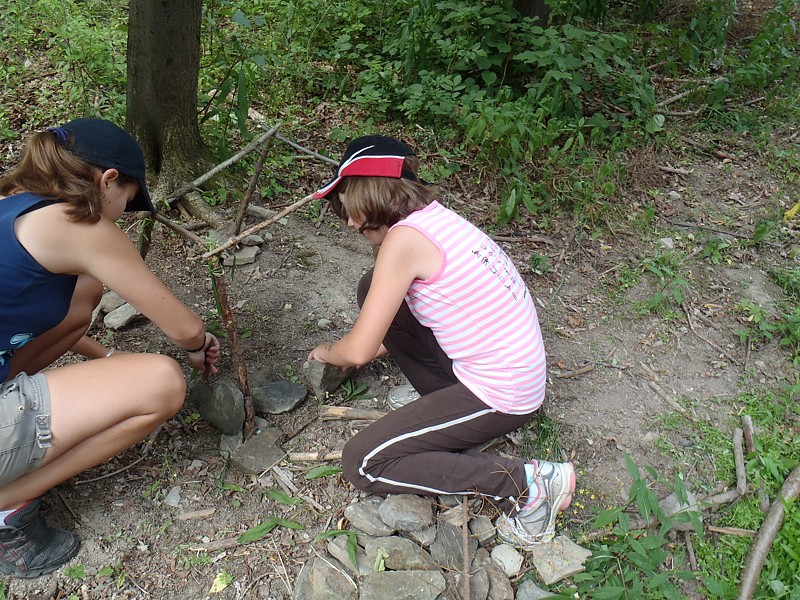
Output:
[{"xmin": 0, "ymin": 372, "xmax": 51, "ymax": 487}]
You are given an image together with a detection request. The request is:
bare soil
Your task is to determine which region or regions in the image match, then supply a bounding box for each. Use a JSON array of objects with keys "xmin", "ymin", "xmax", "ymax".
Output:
[{"xmin": 3, "ymin": 125, "xmax": 799, "ymax": 599}]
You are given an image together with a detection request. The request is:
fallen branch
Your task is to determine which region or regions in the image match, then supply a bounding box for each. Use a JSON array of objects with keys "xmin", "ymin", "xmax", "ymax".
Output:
[
  {"xmin": 738, "ymin": 464, "xmax": 800, "ymax": 600},
  {"xmin": 707, "ymin": 525, "xmax": 757, "ymax": 538},
  {"xmin": 200, "ymin": 193, "xmax": 315, "ymax": 259},
  {"xmin": 234, "ymin": 139, "xmax": 273, "ymax": 235},
  {"xmin": 741, "ymin": 415, "xmax": 756, "ymax": 453},
  {"xmin": 733, "ymin": 428, "xmax": 748, "ymax": 495},
  {"xmin": 318, "ymin": 405, "xmax": 387, "ymax": 421},
  {"xmin": 288, "ymin": 450, "xmax": 343, "ymax": 462},
  {"xmin": 554, "ymin": 364, "xmax": 594, "ymax": 379},
  {"xmin": 647, "ymin": 380, "xmax": 686, "ymax": 414},
  {"xmin": 682, "ymin": 303, "xmax": 740, "ymax": 366},
  {"xmin": 658, "ymin": 165, "xmax": 692, "ymax": 175},
  {"xmin": 656, "ymin": 86, "xmax": 705, "ymax": 108}
]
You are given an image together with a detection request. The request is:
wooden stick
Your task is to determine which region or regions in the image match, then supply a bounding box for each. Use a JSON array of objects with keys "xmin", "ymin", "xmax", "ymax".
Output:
[
  {"xmin": 658, "ymin": 165, "xmax": 692, "ymax": 175},
  {"xmin": 210, "ymin": 255, "xmax": 254, "ymax": 438},
  {"xmin": 682, "ymin": 303, "xmax": 740, "ymax": 366},
  {"xmin": 275, "ymin": 132, "xmax": 338, "ymax": 166},
  {"xmin": 656, "ymin": 87, "xmax": 704, "ymax": 108},
  {"xmin": 462, "ymin": 498, "xmax": 471, "ymax": 600},
  {"xmin": 733, "ymin": 428, "xmax": 748, "ymax": 495},
  {"xmin": 738, "ymin": 465, "xmax": 800, "ymax": 600},
  {"xmin": 288, "ymin": 450, "xmax": 343, "ymax": 462},
  {"xmin": 741, "ymin": 415, "xmax": 756, "ymax": 454},
  {"xmin": 201, "ymin": 194, "xmax": 315, "ymax": 259},
  {"xmin": 647, "ymin": 380, "xmax": 686, "ymax": 413},
  {"xmin": 166, "ymin": 124, "xmax": 282, "ymax": 204},
  {"xmin": 684, "ymin": 530, "xmax": 698, "ymax": 571},
  {"xmin": 318, "ymin": 405, "xmax": 387, "ymax": 421},
  {"xmin": 234, "ymin": 139, "xmax": 272, "ymax": 235},
  {"xmin": 554, "ymin": 364, "xmax": 594, "ymax": 379},
  {"xmin": 708, "ymin": 525, "xmax": 757, "ymax": 538},
  {"xmin": 152, "ymin": 213, "xmax": 207, "ymax": 247}
]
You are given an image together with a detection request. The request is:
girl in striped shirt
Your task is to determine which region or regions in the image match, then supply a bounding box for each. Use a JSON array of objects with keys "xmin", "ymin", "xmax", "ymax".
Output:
[{"xmin": 308, "ymin": 136, "xmax": 574, "ymax": 546}]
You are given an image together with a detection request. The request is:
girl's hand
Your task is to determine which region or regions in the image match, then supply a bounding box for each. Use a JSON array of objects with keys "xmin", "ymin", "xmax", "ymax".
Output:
[
  {"xmin": 308, "ymin": 342, "xmax": 333, "ymax": 364},
  {"xmin": 186, "ymin": 332, "xmax": 221, "ymax": 374}
]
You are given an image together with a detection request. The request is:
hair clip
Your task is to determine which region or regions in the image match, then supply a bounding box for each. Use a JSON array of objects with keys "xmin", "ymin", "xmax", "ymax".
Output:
[{"xmin": 46, "ymin": 127, "xmax": 69, "ymax": 145}]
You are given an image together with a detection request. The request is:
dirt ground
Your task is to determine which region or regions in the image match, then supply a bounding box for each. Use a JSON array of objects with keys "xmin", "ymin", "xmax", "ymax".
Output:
[{"xmin": 3, "ymin": 124, "xmax": 799, "ymax": 599}]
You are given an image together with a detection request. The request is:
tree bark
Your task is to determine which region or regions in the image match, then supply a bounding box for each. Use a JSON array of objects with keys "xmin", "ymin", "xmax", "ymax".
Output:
[
  {"xmin": 513, "ymin": 0, "xmax": 548, "ymax": 25},
  {"xmin": 126, "ymin": 0, "xmax": 205, "ymax": 191}
]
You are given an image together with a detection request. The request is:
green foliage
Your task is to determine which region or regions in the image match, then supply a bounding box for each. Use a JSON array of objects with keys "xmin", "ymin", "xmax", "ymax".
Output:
[
  {"xmin": 636, "ymin": 250, "xmax": 690, "ymax": 315},
  {"xmin": 305, "ymin": 465, "xmax": 342, "ymax": 479},
  {"xmin": 340, "ymin": 378, "xmax": 369, "ymax": 400},
  {"xmin": 237, "ymin": 517, "xmax": 304, "ymax": 543},
  {"xmin": 561, "ymin": 455, "xmax": 694, "ymax": 599},
  {"xmin": 314, "ymin": 529, "xmax": 359, "ymax": 568},
  {"xmin": 738, "ymin": 300, "xmax": 800, "ymax": 366}
]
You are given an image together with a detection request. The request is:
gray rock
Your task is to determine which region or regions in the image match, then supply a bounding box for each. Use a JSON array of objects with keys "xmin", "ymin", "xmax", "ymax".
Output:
[
  {"xmin": 658, "ymin": 237, "xmax": 675, "ymax": 250},
  {"xmin": 188, "ymin": 379, "xmax": 245, "ymax": 435},
  {"xmin": 219, "ymin": 432, "xmax": 243, "ymax": 458},
  {"xmin": 378, "ymin": 495, "xmax": 434, "ymax": 532},
  {"xmin": 240, "ymin": 234, "xmax": 265, "ymax": 246},
  {"xmin": 469, "ymin": 515, "xmax": 496, "ymax": 546},
  {"xmin": 327, "ymin": 534, "xmax": 372, "ymax": 577},
  {"xmin": 429, "ymin": 517, "xmax": 477, "ymax": 571},
  {"xmin": 163, "ymin": 485, "xmax": 181, "ymax": 508},
  {"xmin": 473, "ymin": 548, "xmax": 514, "ymax": 600},
  {"xmin": 229, "ymin": 427, "xmax": 286, "ymax": 475},
  {"xmin": 317, "ymin": 318, "xmax": 334, "ymax": 330},
  {"xmin": 303, "ymin": 360, "xmax": 355, "ymax": 400},
  {"xmin": 364, "ymin": 536, "xmax": 437, "ymax": 571},
  {"xmin": 252, "ymin": 381, "xmax": 308, "ymax": 414},
  {"xmin": 98, "ymin": 291, "xmax": 126, "ymax": 313},
  {"xmin": 359, "ymin": 571, "xmax": 446, "ymax": 600},
  {"xmin": 104, "ymin": 303, "xmax": 141, "ymax": 330},
  {"xmin": 659, "ymin": 490, "xmax": 702, "ymax": 532},
  {"xmin": 406, "ymin": 523, "xmax": 436, "ymax": 548},
  {"xmin": 444, "ymin": 566, "xmax": 489, "ymax": 600},
  {"xmin": 516, "ymin": 579, "xmax": 557, "ymax": 600},
  {"xmin": 292, "ymin": 556, "xmax": 357, "ymax": 600},
  {"xmin": 490, "ymin": 544, "xmax": 523, "ymax": 578},
  {"xmin": 246, "ymin": 205, "xmax": 277, "ymax": 220},
  {"xmin": 223, "ymin": 245, "xmax": 260, "ymax": 266},
  {"xmin": 527, "ymin": 535, "xmax": 591, "ymax": 585},
  {"xmin": 344, "ymin": 497, "xmax": 395, "ymax": 537}
]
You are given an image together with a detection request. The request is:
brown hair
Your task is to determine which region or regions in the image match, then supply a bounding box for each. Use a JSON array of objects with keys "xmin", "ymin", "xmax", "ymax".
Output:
[
  {"xmin": 330, "ymin": 156, "xmax": 436, "ymax": 231},
  {"xmin": 0, "ymin": 130, "xmax": 107, "ymax": 223}
]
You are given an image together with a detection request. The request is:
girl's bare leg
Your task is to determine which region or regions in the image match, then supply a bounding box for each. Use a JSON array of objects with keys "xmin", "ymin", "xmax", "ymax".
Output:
[{"xmin": 0, "ymin": 353, "xmax": 185, "ymax": 508}]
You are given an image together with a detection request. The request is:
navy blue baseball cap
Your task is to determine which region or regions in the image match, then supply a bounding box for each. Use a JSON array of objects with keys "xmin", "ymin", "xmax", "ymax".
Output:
[{"xmin": 51, "ymin": 118, "xmax": 155, "ymax": 213}]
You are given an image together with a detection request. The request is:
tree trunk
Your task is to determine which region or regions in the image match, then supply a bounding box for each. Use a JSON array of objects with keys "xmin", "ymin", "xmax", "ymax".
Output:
[
  {"xmin": 513, "ymin": 0, "xmax": 548, "ymax": 25},
  {"xmin": 126, "ymin": 0, "xmax": 205, "ymax": 192}
]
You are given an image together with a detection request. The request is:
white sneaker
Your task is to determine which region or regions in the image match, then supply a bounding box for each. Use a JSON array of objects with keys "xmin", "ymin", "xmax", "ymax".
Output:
[
  {"xmin": 496, "ymin": 461, "xmax": 575, "ymax": 547},
  {"xmin": 387, "ymin": 384, "xmax": 421, "ymax": 410}
]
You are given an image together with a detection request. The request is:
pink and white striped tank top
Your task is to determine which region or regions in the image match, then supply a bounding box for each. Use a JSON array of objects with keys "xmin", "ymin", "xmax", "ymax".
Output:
[{"xmin": 393, "ymin": 201, "xmax": 546, "ymax": 414}]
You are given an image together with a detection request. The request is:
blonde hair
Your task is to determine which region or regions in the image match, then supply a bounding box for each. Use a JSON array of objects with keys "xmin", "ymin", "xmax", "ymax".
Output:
[
  {"xmin": 0, "ymin": 130, "xmax": 106, "ymax": 223},
  {"xmin": 330, "ymin": 156, "xmax": 436, "ymax": 231}
]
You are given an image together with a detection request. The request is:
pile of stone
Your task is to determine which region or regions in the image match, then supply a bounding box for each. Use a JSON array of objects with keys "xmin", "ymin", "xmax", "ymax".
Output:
[{"xmin": 294, "ymin": 493, "xmax": 591, "ymax": 600}]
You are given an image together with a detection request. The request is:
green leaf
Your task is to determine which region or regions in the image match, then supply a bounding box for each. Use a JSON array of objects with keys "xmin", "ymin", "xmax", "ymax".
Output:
[
  {"xmin": 209, "ymin": 571, "xmax": 233, "ymax": 594},
  {"xmin": 264, "ymin": 489, "xmax": 302, "ymax": 505},
  {"xmin": 306, "ymin": 465, "xmax": 343, "ymax": 479},
  {"xmin": 238, "ymin": 518, "xmax": 279, "ymax": 543},
  {"xmin": 481, "ymin": 71, "xmax": 498, "ymax": 86}
]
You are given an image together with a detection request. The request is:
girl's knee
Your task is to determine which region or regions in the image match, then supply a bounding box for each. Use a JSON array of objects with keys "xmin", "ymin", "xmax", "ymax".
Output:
[
  {"xmin": 141, "ymin": 355, "xmax": 186, "ymax": 416},
  {"xmin": 341, "ymin": 439, "xmax": 368, "ymax": 488}
]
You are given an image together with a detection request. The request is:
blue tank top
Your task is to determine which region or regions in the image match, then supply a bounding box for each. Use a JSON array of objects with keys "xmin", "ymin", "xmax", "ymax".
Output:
[{"xmin": 0, "ymin": 192, "xmax": 78, "ymax": 380}]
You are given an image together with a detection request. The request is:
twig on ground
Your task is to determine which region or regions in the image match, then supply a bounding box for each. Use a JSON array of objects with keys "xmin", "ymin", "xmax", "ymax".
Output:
[
  {"xmin": 684, "ymin": 531, "xmax": 698, "ymax": 571},
  {"xmin": 318, "ymin": 405, "xmax": 387, "ymax": 421},
  {"xmin": 151, "ymin": 213, "xmax": 206, "ymax": 247},
  {"xmin": 656, "ymin": 87, "xmax": 704, "ymax": 108},
  {"xmin": 462, "ymin": 498, "xmax": 471, "ymax": 600},
  {"xmin": 707, "ymin": 525, "xmax": 757, "ymax": 537},
  {"xmin": 288, "ymin": 450, "xmax": 343, "ymax": 462},
  {"xmin": 638, "ymin": 361, "xmax": 661, "ymax": 382},
  {"xmin": 733, "ymin": 428, "xmax": 748, "ymax": 495},
  {"xmin": 647, "ymin": 380, "xmax": 686, "ymax": 414},
  {"xmin": 275, "ymin": 132, "xmax": 338, "ymax": 166},
  {"xmin": 741, "ymin": 415, "xmax": 756, "ymax": 453},
  {"xmin": 553, "ymin": 364, "xmax": 594, "ymax": 379},
  {"xmin": 74, "ymin": 430, "xmax": 160, "ymax": 484},
  {"xmin": 658, "ymin": 165, "xmax": 692, "ymax": 175},
  {"xmin": 682, "ymin": 303, "xmax": 740, "ymax": 366},
  {"xmin": 55, "ymin": 489, "xmax": 80, "ymax": 523},
  {"xmin": 738, "ymin": 465, "xmax": 800, "ymax": 600}
]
